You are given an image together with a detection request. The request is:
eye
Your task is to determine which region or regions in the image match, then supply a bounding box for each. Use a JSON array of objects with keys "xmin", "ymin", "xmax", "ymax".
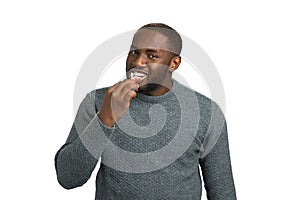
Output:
[
  {"xmin": 148, "ymin": 54, "xmax": 158, "ymax": 59},
  {"xmin": 129, "ymin": 50, "xmax": 137, "ymax": 55}
]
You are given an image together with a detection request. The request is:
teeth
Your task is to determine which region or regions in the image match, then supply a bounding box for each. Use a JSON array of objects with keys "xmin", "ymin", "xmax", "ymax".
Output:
[
  {"xmin": 135, "ymin": 73, "xmax": 145, "ymax": 77},
  {"xmin": 131, "ymin": 72, "xmax": 146, "ymax": 79}
]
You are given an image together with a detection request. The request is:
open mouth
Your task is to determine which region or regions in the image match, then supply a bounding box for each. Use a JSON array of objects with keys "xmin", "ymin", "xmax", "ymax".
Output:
[{"xmin": 127, "ymin": 69, "xmax": 148, "ymax": 83}]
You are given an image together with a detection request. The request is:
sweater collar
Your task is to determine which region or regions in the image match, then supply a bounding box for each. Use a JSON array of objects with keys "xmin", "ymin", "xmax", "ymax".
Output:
[{"xmin": 135, "ymin": 78, "xmax": 179, "ymax": 103}]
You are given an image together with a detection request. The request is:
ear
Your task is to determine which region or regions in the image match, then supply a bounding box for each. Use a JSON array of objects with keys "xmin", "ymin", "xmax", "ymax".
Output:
[{"xmin": 169, "ymin": 56, "xmax": 181, "ymax": 72}]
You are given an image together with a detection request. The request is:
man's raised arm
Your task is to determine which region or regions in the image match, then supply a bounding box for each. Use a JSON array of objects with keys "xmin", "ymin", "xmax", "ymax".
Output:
[{"xmin": 54, "ymin": 90, "xmax": 115, "ymax": 189}]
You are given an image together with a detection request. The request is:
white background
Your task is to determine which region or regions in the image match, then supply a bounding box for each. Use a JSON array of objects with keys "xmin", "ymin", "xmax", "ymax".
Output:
[{"xmin": 1, "ymin": 0, "xmax": 299, "ymax": 199}]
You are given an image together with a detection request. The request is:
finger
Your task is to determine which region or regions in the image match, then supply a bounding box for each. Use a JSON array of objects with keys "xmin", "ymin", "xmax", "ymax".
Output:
[
  {"xmin": 120, "ymin": 82, "xmax": 139, "ymax": 99},
  {"xmin": 124, "ymin": 89, "xmax": 137, "ymax": 103},
  {"xmin": 113, "ymin": 79, "xmax": 131, "ymax": 94},
  {"xmin": 114, "ymin": 79, "xmax": 138, "ymax": 96},
  {"xmin": 107, "ymin": 81, "xmax": 120, "ymax": 94}
]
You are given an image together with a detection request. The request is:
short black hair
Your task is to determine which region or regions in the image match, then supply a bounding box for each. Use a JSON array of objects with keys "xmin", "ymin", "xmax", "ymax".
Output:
[{"xmin": 137, "ymin": 23, "xmax": 182, "ymax": 56}]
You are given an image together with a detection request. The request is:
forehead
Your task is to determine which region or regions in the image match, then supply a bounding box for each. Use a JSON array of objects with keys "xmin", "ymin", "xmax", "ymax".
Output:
[{"xmin": 131, "ymin": 29, "xmax": 170, "ymax": 52}]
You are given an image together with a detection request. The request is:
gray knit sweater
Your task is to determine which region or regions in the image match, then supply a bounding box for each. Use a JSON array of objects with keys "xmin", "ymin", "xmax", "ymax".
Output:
[{"xmin": 55, "ymin": 79, "xmax": 237, "ymax": 200}]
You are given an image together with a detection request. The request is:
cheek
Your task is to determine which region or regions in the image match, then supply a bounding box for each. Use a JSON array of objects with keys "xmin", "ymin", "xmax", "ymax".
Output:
[
  {"xmin": 126, "ymin": 55, "xmax": 136, "ymax": 70},
  {"xmin": 125, "ymin": 56, "xmax": 130, "ymax": 69},
  {"xmin": 147, "ymin": 64, "xmax": 170, "ymax": 80}
]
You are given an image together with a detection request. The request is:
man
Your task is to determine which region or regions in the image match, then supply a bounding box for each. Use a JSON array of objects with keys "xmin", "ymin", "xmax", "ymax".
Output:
[{"xmin": 55, "ymin": 23, "xmax": 237, "ymax": 200}]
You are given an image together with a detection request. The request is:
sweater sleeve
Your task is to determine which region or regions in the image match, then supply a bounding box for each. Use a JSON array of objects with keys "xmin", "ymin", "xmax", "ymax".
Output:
[
  {"xmin": 54, "ymin": 90, "xmax": 115, "ymax": 189},
  {"xmin": 199, "ymin": 102, "xmax": 237, "ymax": 200}
]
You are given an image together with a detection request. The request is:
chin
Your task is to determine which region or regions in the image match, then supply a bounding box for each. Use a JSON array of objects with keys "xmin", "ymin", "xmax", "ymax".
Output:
[{"xmin": 138, "ymin": 83, "xmax": 160, "ymax": 93}]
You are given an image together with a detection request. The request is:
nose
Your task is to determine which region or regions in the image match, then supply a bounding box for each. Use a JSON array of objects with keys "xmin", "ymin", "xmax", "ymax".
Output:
[{"xmin": 132, "ymin": 53, "xmax": 147, "ymax": 67}]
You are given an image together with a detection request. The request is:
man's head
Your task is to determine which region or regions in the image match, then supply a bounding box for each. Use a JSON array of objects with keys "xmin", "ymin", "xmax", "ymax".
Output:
[{"xmin": 126, "ymin": 23, "xmax": 182, "ymax": 95}]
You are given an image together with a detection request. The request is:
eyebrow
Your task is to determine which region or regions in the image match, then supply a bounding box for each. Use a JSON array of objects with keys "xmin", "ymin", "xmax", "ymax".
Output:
[
  {"xmin": 130, "ymin": 45, "xmax": 159, "ymax": 53},
  {"xmin": 146, "ymin": 49, "xmax": 159, "ymax": 53}
]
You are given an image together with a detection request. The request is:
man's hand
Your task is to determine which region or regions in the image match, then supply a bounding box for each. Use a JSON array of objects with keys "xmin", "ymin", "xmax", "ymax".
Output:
[{"xmin": 98, "ymin": 79, "xmax": 139, "ymax": 127}]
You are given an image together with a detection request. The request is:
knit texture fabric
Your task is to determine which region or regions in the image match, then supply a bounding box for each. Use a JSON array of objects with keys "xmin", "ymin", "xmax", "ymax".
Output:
[{"xmin": 55, "ymin": 79, "xmax": 237, "ymax": 200}]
